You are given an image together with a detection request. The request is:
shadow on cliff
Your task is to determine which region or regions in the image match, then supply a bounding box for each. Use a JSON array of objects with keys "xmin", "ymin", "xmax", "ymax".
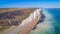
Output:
[{"xmin": 32, "ymin": 10, "xmax": 45, "ymax": 30}]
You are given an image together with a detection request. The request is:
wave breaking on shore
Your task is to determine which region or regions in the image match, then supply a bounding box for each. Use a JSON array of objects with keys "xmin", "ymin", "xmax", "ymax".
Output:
[{"xmin": 30, "ymin": 9, "xmax": 55, "ymax": 34}]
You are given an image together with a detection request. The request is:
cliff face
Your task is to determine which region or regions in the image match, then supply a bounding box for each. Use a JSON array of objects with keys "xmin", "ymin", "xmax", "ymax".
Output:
[
  {"xmin": 18, "ymin": 9, "xmax": 42, "ymax": 34},
  {"xmin": 20, "ymin": 9, "xmax": 41, "ymax": 26}
]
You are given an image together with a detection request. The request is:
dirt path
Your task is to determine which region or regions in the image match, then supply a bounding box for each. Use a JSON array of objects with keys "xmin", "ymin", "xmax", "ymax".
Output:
[{"xmin": 18, "ymin": 18, "xmax": 40, "ymax": 34}]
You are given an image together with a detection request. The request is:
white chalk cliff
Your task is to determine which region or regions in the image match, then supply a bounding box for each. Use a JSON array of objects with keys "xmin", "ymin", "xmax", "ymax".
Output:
[{"xmin": 20, "ymin": 9, "xmax": 41, "ymax": 26}]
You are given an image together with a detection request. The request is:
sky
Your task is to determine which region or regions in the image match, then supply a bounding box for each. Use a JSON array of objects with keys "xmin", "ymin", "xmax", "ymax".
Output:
[{"xmin": 0, "ymin": 0, "xmax": 60, "ymax": 8}]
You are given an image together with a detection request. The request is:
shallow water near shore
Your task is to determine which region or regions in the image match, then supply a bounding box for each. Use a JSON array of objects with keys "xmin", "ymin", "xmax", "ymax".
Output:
[{"xmin": 30, "ymin": 8, "xmax": 60, "ymax": 34}]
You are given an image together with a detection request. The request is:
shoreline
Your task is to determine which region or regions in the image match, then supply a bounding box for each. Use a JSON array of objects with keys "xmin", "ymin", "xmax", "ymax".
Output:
[
  {"xmin": 18, "ymin": 9, "xmax": 42, "ymax": 34},
  {"xmin": 32, "ymin": 9, "xmax": 45, "ymax": 30}
]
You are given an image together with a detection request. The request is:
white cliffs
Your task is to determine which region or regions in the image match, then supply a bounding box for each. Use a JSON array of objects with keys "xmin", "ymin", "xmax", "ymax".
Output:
[
  {"xmin": 19, "ymin": 8, "xmax": 42, "ymax": 34},
  {"xmin": 20, "ymin": 8, "xmax": 42, "ymax": 26}
]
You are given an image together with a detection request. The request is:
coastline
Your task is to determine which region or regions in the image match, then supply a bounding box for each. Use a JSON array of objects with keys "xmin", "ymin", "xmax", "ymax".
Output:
[
  {"xmin": 18, "ymin": 9, "xmax": 42, "ymax": 34},
  {"xmin": 32, "ymin": 9, "xmax": 45, "ymax": 30}
]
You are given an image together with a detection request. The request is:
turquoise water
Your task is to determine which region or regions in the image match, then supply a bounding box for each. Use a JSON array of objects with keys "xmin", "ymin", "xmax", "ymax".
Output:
[
  {"xmin": 30, "ymin": 8, "xmax": 60, "ymax": 34},
  {"xmin": 46, "ymin": 8, "xmax": 60, "ymax": 34}
]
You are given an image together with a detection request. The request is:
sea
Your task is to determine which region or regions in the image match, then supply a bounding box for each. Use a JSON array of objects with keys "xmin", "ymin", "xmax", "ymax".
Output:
[{"xmin": 30, "ymin": 8, "xmax": 60, "ymax": 34}]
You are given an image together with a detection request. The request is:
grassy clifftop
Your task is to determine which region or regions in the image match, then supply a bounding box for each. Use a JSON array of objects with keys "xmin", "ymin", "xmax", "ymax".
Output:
[{"xmin": 0, "ymin": 8, "xmax": 37, "ymax": 32}]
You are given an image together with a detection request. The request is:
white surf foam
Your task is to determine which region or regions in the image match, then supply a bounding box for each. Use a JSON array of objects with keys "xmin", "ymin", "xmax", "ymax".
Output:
[{"xmin": 30, "ymin": 9, "xmax": 55, "ymax": 34}]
